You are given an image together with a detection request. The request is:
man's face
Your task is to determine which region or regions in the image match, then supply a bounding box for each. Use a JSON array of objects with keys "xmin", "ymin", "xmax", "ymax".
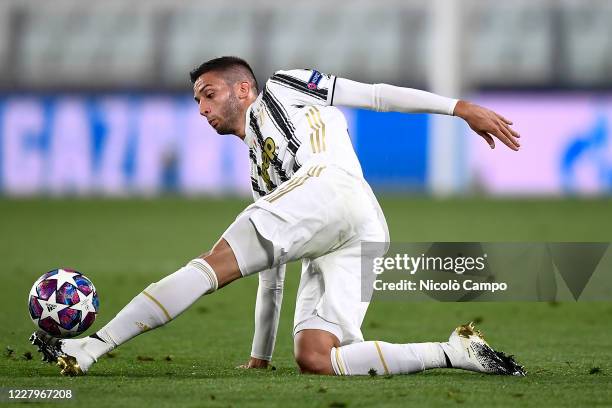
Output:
[{"xmin": 193, "ymin": 71, "xmax": 242, "ymax": 135}]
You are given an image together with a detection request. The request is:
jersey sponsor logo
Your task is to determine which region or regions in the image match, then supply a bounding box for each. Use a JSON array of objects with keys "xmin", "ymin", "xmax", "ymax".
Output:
[
  {"xmin": 307, "ymin": 70, "xmax": 323, "ymax": 90},
  {"xmin": 260, "ymin": 137, "xmax": 277, "ymax": 190}
]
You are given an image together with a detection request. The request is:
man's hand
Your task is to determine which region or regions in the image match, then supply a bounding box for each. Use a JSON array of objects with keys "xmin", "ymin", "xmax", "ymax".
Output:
[
  {"xmin": 236, "ymin": 356, "xmax": 270, "ymax": 369},
  {"xmin": 453, "ymin": 100, "xmax": 521, "ymax": 151}
]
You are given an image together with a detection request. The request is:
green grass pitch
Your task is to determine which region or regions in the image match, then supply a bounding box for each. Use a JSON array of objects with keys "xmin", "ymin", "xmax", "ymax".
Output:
[{"xmin": 1, "ymin": 197, "xmax": 611, "ymax": 407}]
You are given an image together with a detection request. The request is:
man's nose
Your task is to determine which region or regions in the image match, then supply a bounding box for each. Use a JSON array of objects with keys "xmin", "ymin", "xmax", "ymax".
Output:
[{"xmin": 199, "ymin": 100, "xmax": 210, "ymax": 117}]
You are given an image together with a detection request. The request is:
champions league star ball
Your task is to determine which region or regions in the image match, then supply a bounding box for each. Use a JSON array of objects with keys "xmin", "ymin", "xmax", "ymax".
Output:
[{"xmin": 28, "ymin": 269, "xmax": 99, "ymax": 338}]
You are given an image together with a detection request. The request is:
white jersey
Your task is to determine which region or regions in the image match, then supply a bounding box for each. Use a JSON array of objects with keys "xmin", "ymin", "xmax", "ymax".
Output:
[
  {"xmin": 243, "ymin": 69, "xmax": 363, "ymax": 200},
  {"xmin": 235, "ymin": 69, "xmax": 461, "ymax": 359}
]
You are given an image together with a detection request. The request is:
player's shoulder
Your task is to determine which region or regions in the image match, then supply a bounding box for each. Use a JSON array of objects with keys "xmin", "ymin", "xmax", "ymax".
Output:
[
  {"xmin": 269, "ymin": 69, "xmax": 316, "ymax": 82},
  {"xmin": 266, "ymin": 69, "xmax": 333, "ymax": 89}
]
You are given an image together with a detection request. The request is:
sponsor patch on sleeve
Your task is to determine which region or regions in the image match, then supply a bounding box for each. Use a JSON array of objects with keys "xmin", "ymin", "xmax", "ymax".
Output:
[{"xmin": 307, "ymin": 70, "xmax": 323, "ymax": 90}]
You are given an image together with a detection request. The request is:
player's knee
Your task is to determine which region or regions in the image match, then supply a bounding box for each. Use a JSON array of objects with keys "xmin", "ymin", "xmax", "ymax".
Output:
[
  {"xmin": 200, "ymin": 239, "xmax": 242, "ymax": 288},
  {"xmin": 295, "ymin": 349, "xmax": 333, "ymax": 375},
  {"xmin": 294, "ymin": 328, "xmax": 339, "ymax": 375}
]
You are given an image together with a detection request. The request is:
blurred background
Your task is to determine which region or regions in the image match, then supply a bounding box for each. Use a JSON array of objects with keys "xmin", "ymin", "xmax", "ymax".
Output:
[{"xmin": 0, "ymin": 0, "xmax": 611, "ymax": 197}]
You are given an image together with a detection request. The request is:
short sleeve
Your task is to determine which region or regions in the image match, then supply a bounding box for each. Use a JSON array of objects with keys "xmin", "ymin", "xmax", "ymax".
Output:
[{"xmin": 265, "ymin": 69, "xmax": 337, "ymax": 107}]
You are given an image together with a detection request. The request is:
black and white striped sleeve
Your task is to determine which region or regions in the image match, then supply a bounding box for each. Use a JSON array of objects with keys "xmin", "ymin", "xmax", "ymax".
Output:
[{"xmin": 266, "ymin": 69, "xmax": 337, "ymax": 107}]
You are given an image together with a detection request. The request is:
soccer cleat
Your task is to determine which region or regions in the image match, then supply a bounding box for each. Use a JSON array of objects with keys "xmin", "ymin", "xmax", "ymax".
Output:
[
  {"xmin": 440, "ymin": 322, "xmax": 526, "ymax": 376},
  {"xmin": 56, "ymin": 355, "xmax": 83, "ymax": 377},
  {"xmin": 30, "ymin": 331, "xmax": 96, "ymax": 376},
  {"xmin": 30, "ymin": 331, "xmax": 63, "ymax": 363}
]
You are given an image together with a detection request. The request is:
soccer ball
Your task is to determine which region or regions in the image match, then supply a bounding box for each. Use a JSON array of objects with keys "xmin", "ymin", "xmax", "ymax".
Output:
[{"xmin": 28, "ymin": 269, "xmax": 99, "ymax": 338}]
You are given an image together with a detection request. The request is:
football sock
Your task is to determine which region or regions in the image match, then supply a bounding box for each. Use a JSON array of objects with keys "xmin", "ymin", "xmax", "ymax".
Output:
[
  {"xmin": 82, "ymin": 259, "xmax": 218, "ymax": 359},
  {"xmin": 330, "ymin": 341, "xmax": 448, "ymax": 375}
]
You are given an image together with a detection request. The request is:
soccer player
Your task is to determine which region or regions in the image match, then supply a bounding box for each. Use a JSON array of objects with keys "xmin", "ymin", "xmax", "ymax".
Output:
[{"xmin": 31, "ymin": 56, "xmax": 524, "ymax": 377}]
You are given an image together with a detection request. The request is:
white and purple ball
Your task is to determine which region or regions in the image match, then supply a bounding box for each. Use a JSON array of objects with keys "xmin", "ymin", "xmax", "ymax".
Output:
[{"xmin": 28, "ymin": 269, "xmax": 99, "ymax": 338}]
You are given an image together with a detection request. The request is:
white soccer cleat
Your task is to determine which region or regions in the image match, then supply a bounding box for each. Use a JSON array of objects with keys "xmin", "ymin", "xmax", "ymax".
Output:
[
  {"xmin": 30, "ymin": 331, "xmax": 97, "ymax": 376},
  {"xmin": 440, "ymin": 322, "xmax": 526, "ymax": 376}
]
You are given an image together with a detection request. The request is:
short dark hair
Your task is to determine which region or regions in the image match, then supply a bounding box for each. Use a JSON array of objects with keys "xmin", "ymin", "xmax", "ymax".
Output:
[{"xmin": 189, "ymin": 56, "xmax": 258, "ymax": 92}]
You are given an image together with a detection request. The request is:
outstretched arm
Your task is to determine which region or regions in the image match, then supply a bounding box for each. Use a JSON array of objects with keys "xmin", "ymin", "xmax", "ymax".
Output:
[
  {"xmin": 333, "ymin": 78, "xmax": 520, "ymax": 151},
  {"xmin": 238, "ymin": 265, "xmax": 286, "ymax": 369}
]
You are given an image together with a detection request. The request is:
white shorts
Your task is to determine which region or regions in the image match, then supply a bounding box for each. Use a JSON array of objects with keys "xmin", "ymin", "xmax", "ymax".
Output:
[{"xmin": 226, "ymin": 164, "xmax": 389, "ymax": 345}]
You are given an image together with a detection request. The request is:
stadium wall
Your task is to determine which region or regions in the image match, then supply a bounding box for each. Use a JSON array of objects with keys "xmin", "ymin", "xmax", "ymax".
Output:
[
  {"xmin": 468, "ymin": 93, "xmax": 612, "ymax": 196},
  {"xmin": 1, "ymin": 92, "xmax": 611, "ymax": 197}
]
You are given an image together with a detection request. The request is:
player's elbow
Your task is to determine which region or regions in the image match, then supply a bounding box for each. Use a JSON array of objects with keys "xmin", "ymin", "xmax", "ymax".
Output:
[{"xmin": 371, "ymin": 83, "xmax": 389, "ymax": 112}]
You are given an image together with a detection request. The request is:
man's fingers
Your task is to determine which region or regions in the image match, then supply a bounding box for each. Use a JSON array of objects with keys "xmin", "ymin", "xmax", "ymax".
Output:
[
  {"xmin": 491, "ymin": 112, "xmax": 519, "ymax": 138},
  {"xmin": 504, "ymin": 122, "xmax": 520, "ymax": 138},
  {"xmin": 469, "ymin": 107, "xmax": 520, "ymax": 151},
  {"xmin": 477, "ymin": 131, "xmax": 495, "ymax": 149},
  {"xmin": 497, "ymin": 123, "xmax": 520, "ymax": 149},
  {"xmin": 496, "ymin": 112, "xmax": 513, "ymax": 125},
  {"xmin": 495, "ymin": 131, "xmax": 518, "ymax": 151},
  {"xmin": 492, "ymin": 127, "xmax": 519, "ymax": 151}
]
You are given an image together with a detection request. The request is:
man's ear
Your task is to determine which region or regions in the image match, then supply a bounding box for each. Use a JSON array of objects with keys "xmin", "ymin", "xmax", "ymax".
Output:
[{"xmin": 236, "ymin": 81, "xmax": 251, "ymax": 99}]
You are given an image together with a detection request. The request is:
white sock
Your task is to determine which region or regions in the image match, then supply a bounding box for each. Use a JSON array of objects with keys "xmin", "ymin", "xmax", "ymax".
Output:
[
  {"xmin": 79, "ymin": 259, "xmax": 218, "ymax": 359},
  {"xmin": 330, "ymin": 341, "xmax": 448, "ymax": 376}
]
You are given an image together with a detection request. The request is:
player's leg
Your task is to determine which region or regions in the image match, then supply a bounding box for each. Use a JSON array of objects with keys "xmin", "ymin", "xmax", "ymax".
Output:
[
  {"xmin": 293, "ymin": 279, "xmax": 524, "ymax": 376},
  {"xmin": 328, "ymin": 324, "xmax": 525, "ymax": 376},
  {"xmin": 292, "ymin": 226, "xmax": 525, "ymax": 376},
  {"xmin": 294, "ymin": 328, "xmax": 447, "ymax": 376},
  {"xmin": 31, "ymin": 211, "xmax": 273, "ymax": 375},
  {"xmin": 90, "ymin": 237, "xmax": 243, "ymax": 346}
]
